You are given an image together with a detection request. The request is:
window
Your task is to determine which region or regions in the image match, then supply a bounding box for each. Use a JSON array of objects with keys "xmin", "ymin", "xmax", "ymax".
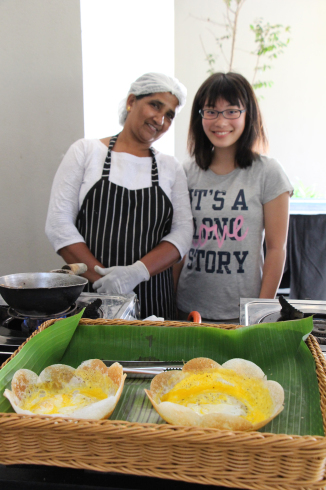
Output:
[{"xmin": 80, "ymin": 0, "xmax": 175, "ymax": 154}]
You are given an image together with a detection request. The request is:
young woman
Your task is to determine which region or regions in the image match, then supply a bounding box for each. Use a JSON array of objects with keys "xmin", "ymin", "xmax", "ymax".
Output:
[
  {"xmin": 176, "ymin": 72, "xmax": 293, "ymax": 323},
  {"xmin": 45, "ymin": 73, "xmax": 193, "ymax": 320}
]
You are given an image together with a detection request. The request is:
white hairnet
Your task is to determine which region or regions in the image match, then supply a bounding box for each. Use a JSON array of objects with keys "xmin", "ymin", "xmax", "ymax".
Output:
[{"xmin": 118, "ymin": 72, "xmax": 187, "ymax": 126}]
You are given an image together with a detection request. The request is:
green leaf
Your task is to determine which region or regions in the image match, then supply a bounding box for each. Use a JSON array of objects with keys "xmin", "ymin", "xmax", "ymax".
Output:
[
  {"xmin": 2, "ymin": 314, "xmax": 320, "ymax": 436},
  {"xmin": 293, "ymin": 180, "xmax": 321, "ymax": 198},
  {"xmin": 0, "ymin": 310, "xmax": 83, "ymax": 413}
]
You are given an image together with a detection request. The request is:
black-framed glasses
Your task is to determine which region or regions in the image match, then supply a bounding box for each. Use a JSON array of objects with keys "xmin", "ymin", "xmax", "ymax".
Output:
[{"xmin": 199, "ymin": 108, "xmax": 246, "ymax": 120}]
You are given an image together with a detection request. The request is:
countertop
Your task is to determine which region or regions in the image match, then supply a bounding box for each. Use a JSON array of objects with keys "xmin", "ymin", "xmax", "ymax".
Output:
[{"xmin": 290, "ymin": 198, "xmax": 326, "ymax": 214}]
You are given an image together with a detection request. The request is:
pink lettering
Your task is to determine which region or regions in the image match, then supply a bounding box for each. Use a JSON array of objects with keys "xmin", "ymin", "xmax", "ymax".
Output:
[{"xmin": 192, "ymin": 215, "xmax": 248, "ymax": 249}]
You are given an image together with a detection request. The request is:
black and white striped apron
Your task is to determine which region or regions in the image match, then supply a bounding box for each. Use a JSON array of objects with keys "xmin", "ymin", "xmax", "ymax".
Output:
[{"xmin": 76, "ymin": 134, "xmax": 175, "ymax": 319}]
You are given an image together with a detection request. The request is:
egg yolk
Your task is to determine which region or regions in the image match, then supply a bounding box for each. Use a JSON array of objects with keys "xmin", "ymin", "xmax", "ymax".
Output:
[
  {"xmin": 20, "ymin": 372, "xmax": 117, "ymax": 415},
  {"xmin": 161, "ymin": 368, "xmax": 274, "ymax": 424}
]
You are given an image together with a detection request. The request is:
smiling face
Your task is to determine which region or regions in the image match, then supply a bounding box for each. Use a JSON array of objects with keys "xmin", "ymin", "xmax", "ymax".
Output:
[
  {"xmin": 125, "ymin": 92, "xmax": 179, "ymax": 146},
  {"xmin": 202, "ymin": 97, "xmax": 246, "ymax": 152}
]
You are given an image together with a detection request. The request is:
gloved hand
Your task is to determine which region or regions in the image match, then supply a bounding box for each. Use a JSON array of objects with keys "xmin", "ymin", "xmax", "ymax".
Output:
[{"xmin": 93, "ymin": 261, "xmax": 150, "ymax": 295}]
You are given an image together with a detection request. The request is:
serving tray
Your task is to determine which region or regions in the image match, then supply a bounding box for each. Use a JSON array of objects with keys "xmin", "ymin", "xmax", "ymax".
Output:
[{"xmin": 0, "ymin": 317, "xmax": 325, "ymax": 490}]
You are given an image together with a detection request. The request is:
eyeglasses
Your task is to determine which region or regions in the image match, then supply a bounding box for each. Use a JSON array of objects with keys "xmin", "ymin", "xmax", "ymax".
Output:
[{"xmin": 199, "ymin": 108, "xmax": 246, "ymax": 120}]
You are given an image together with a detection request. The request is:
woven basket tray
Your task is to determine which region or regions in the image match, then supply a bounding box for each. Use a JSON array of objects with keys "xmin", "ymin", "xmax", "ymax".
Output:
[{"xmin": 1, "ymin": 318, "xmax": 326, "ymax": 490}]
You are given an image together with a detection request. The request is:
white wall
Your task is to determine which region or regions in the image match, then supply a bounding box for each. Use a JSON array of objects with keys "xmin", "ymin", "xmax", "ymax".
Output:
[
  {"xmin": 174, "ymin": 0, "xmax": 326, "ymax": 197},
  {"xmin": 80, "ymin": 0, "xmax": 175, "ymax": 154},
  {"xmin": 0, "ymin": 0, "xmax": 175, "ymax": 276},
  {"xmin": 0, "ymin": 0, "xmax": 84, "ymax": 275},
  {"xmin": 1, "ymin": 0, "xmax": 325, "ymax": 277}
]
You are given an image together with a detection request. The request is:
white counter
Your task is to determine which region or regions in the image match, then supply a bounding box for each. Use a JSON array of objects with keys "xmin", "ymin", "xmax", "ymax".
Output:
[{"xmin": 290, "ymin": 198, "xmax": 326, "ymax": 215}]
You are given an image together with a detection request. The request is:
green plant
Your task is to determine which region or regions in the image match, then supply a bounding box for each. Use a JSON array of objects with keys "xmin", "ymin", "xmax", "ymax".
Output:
[
  {"xmin": 251, "ymin": 19, "xmax": 291, "ymax": 92},
  {"xmin": 201, "ymin": 0, "xmax": 245, "ymax": 74},
  {"xmin": 198, "ymin": 0, "xmax": 291, "ymax": 95},
  {"xmin": 292, "ymin": 180, "xmax": 321, "ymax": 199}
]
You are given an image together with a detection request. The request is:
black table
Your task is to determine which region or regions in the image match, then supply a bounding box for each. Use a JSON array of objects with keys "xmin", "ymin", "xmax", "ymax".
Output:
[
  {"xmin": 282, "ymin": 199, "xmax": 326, "ymax": 300},
  {"xmin": 0, "ymin": 464, "xmax": 242, "ymax": 490}
]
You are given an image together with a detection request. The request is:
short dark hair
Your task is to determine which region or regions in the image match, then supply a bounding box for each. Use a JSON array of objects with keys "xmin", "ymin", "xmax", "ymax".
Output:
[{"xmin": 188, "ymin": 72, "xmax": 268, "ymax": 170}]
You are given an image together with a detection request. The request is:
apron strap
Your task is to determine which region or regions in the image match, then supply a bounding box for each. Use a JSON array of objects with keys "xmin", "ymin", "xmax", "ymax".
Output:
[
  {"xmin": 149, "ymin": 147, "xmax": 159, "ymax": 187},
  {"xmin": 101, "ymin": 133, "xmax": 159, "ymax": 186},
  {"xmin": 102, "ymin": 133, "xmax": 120, "ymax": 178}
]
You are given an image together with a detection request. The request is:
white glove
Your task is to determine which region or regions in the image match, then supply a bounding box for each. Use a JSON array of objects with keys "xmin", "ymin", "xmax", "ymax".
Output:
[{"xmin": 93, "ymin": 261, "xmax": 150, "ymax": 295}]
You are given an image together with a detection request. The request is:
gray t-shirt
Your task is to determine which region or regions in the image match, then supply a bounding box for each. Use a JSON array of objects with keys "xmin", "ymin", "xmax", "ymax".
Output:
[{"xmin": 177, "ymin": 155, "xmax": 294, "ymax": 320}]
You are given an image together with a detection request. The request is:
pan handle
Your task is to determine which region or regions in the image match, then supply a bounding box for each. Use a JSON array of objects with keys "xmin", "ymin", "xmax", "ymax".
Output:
[
  {"xmin": 187, "ymin": 311, "xmax": 202, "ymax": 323},
  {"xmin": 62, "ymin": 263, "xmax": 88, "ymax": 275},
  {"xmin": 50, "ymin": 263, "xmax": 88, "ymax": 275}
]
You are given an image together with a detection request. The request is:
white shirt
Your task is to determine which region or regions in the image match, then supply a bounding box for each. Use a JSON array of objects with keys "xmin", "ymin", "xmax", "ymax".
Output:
[{"xmin": 45, "ymin": 139, "xmax": 193, "ymax": 258}]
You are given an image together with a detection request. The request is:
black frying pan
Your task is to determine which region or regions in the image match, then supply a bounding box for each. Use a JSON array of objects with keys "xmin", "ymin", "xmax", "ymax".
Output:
[{"xmin": 0, "ymin": 272, "xmax": 88, "ymax": 315}]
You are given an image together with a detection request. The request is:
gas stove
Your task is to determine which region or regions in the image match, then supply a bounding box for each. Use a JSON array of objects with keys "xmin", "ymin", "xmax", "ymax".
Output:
[
  {"xmin": 0, "ymin": 292, "xmax": 139, "ymax": 364},
  {"xmin": 239, "ymin": 297, "xmax": 326, "ymax": 354}
]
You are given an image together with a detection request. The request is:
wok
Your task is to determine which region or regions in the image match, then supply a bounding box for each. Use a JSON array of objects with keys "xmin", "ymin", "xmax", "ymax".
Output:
[{"xmin": 0, "ymin": 272, "xmax": 88, "ymax": 316}]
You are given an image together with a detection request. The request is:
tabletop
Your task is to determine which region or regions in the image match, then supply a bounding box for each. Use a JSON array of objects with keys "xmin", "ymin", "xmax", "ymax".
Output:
[
  {"xmin": 0, "ymin": 464, "xmax": 243, "ymax": 490},
  {"xmin": 284, "ymin": 199, "xmax": 326, "ymax": 300}
]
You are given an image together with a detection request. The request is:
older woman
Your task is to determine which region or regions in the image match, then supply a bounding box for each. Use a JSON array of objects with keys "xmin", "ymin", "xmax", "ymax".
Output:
[{"xmin": 46, "ymin": 73, "xmax": 193, "ymax": 319}]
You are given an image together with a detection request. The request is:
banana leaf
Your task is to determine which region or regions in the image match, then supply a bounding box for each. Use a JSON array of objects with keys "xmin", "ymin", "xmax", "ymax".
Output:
[
  {"xmin": 0, "ymin": 310, "xmax": 83, "ymax": 413},
  {"xmin": 0, "ymin": 313, "xmax": 323, "ymax": 436}
]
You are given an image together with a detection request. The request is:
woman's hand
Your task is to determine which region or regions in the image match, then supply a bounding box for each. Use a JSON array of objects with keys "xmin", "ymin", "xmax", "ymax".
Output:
[
  {"xmin": 60, "ymin": 240, "xmax": 180, "ymax": 292},
  {"xmin": 93, "ymin": 242, "xmax": 180, "ymax": 294},
  {"xmin": 259, "ymin": 192, "xmax": 290, "ymax": 298},
  {"xmin": 93, "ymin": 261, "xmax": 150, "ymax": 294}
]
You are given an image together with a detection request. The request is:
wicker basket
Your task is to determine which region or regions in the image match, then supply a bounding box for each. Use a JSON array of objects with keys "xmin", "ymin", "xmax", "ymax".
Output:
[{"xmin": 1, "ymin": 318, "xmax": 326, "ymax": 490}]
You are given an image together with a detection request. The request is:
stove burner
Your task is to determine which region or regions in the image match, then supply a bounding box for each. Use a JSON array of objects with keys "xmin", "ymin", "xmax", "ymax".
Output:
[
  {"xmin": 258, "ymin": 311, "xmax": 326, "ymax": 345},
  {"xmin": 312, "ymin": 320, "xmax": 326, "ymax": 339},
  {"xmin": 8, "ymin": 305, "xmax": 77, "ymax": 320},
  {"xmin": 21, "ymin": 318, "xmax": 46, "ymax": 333},
  {"xmin": 0, "ymin": 303, "xmax": 79, "ymax": 336},
  {"xmin": 7, "ymin": 304, "xmax": 79, "ymax": 333},
  {"xmin": 0, "ymin": 293, "xmax": 137, "ymax": 366}
]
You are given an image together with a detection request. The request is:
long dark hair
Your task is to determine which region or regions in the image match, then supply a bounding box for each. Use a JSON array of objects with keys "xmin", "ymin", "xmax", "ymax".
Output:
[{"xmin": 188, "ymin": 72, "xmax": 268, "ymax": 170}]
